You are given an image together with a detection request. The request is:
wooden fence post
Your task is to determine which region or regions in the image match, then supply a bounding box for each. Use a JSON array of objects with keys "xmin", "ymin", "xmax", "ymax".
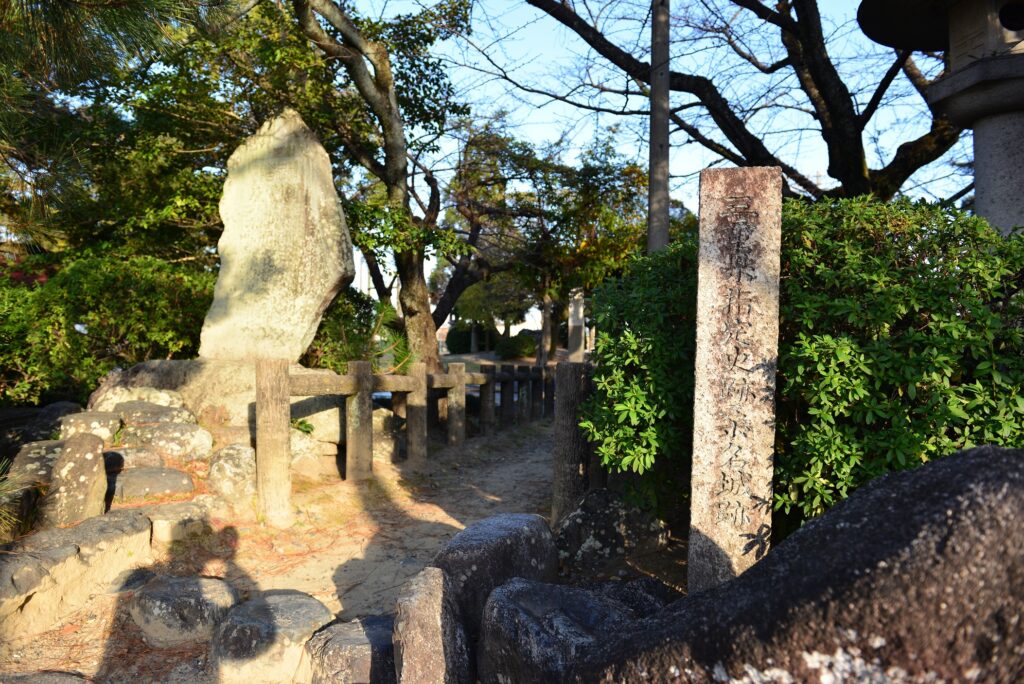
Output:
[
  {"xmin": 256, "ymin": 358, "xmax": 293, "ymax": 528},
  {"xmin": 346, "ymin": 361, "xmax": 373, "ymax": 481},
  {"xmin": 480, "ymin": 364, "xmax": 496, "ymax": 436},
  {"xmin": 543, "ymin": 365, "xmax": 556, "ymax": 418},
  {"xmin": 530, "ymin": 366, "xmax": 544, "ymax": 420},
  {"xmin": 551, "ymin": 362, "xmax": 599, "ymax": 524},
  {"xmin": 517, "ymin": 365, "xmax": 531, "ymax": 423},
  {"xmin": 447, "ymin": 363, "xmax": 466, "ymax": 445},
  {"xmin": 500, "ymin": 363, "xmax": 516, "ymax": 428},
  {"xmin": 407, "ymin": 362, "xmax": 428, "ymax": 462}
]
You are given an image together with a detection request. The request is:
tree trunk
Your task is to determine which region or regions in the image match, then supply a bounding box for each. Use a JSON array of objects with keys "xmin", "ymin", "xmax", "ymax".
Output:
[
  {"xmin": 538, "ymin": 290, "xmax": 552, "ymax": 367},
  {"xmin": 648, "ymin": 0, "xmax": 670, "ymax": 253},
  {"xmin": 396, "ymin": 249, "xmax": 441, "ymax": 372}
]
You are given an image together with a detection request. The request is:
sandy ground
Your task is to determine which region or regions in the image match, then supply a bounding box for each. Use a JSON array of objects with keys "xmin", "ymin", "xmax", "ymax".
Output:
[{"xmin": 0, "ymin": 421, "xmax": 555, "ymax": 681}]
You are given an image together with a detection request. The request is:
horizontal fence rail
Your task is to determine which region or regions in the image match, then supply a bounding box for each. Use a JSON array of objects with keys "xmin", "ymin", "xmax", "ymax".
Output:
[{"xmin": 255, "ymin": 359, "xmax": 557, "ymax": 528}]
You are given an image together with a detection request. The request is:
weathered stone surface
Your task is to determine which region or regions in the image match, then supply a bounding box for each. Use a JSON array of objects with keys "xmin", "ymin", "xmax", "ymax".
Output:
[
  {"xmin": 209, "ymin": 589, "xmax": 333, "ymax": 684},
  {"xmin": 208, "ymin": 444, "xmax": 257, "ymax": 502},
  {"xmin": 22, "ymin": 401, "xmax": 82, "ymax": 441},
  {"xmin": 89, "ymin": 360, "xmax": 346, "ymax": 443},
  {"xmin": 38, "ymin": 434, "xmax": 107, "ymax": 528},
  {"xmin": 103, "ymin": 446, "xmax": 163, "ymax": 473},
  {"xmin": 109, "ymin": 467, "xmax": 193, "ymax": 502},
  {"xmin": 372, "ymin": 408, "xmax": 403, "ymax": 463},
  {"xmin": 0, "ymin": 673, "xmax": 90, "ymax": 682},
  {"xmin": 129, "ymin": 574, "xmax": 238, "ymax": 647},
  {"xmin": 113, "ymin": 400, "xmax": 196, "ymax": 427},
  {"xmin": 482, "ymin": 446, "xmax": 1024, "ymax": 683},
  {"xmin": 58, "ymin": 412, "xmax": 121, "ymax": 444},
  {"xmin": 478, "ymin": 577, "xmax": 680, "ymax": 683},
  {"xmin": 305, "ymin": 614, "xmax": 396, "ymax": 684},
  {"xmin": 690, "ymin": 166, "xmax": 782, "ymax": 592},
  {"xmin": 554, "ymin": 489, "xmax": 667, "ymax": 575},
  {"xmin": 0, "ymin": 509, "xmax": 152, "ymax": 640},
  {"xmin": 430, "ymin": 514, "xmax": 558, "ymax": 649},
  {"xmin": 2, "ymin": 441, "xmax": 64, "ymax": 538},
  {"xmin": 393, "ymin": 567, "xmax": 470, "ymax": 684},
  {"xmin": 291, "ymin": 429, "xmax": 338, "ymax": 471},
  {"xmin": 122, "ymin": 422, "xmax": 213, "ymax": 462},
  {"xmin": 89, "ymin": 381, "xmax": 186, "ymax": 412},
  {"xmin": 142, "ymin": 501, "xmax": 211, "ymax": 545},
  {"xmin": 199, "ymin": 108, "xmax": 354, "ymax": 362}
]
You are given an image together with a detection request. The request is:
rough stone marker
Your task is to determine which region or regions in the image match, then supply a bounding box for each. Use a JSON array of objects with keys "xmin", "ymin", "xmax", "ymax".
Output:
[{"xmin": 688, "ymin": 166, "xmax": 782, "ymax": 593}]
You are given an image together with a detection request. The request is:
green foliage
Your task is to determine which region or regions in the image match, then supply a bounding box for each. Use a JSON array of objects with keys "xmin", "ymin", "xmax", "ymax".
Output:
[
  {"xmin": 1, "ymin": 255, "xmax": 213, "ymax": 405},
  {"xmin": 303, "ymin": 288, "xmax": 413, "ymax": 375},
  {"xmin": 494, "ymin": 331, "xmax": 537, "ymax": 360},
  {"xmin": 582, "ymin": 198, "xmax": 1024, "ymax": 527},
  {"xmin": 579, "ymin": 237, "xmax": 698, "ymax": 510}
]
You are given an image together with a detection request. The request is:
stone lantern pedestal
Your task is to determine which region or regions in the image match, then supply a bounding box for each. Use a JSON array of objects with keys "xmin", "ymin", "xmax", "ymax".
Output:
[{"xmin": 859, "ymin": 0, "xmax": 1024, "ymax": 233}]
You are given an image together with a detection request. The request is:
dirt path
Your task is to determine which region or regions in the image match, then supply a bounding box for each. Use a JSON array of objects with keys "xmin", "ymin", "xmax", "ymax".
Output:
[{"xmin": 0, "ymin": 422, "xmax": 554, "ymax": 681}]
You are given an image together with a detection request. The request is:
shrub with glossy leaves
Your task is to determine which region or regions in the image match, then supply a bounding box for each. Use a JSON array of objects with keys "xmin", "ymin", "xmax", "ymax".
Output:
[
  {"xmin": 582, "ymin": 198, "xmax": 1024, "ymax": 528},
  {"xmin": 1, "ymin": 255, "xmax": 213, "ymax": 405}
]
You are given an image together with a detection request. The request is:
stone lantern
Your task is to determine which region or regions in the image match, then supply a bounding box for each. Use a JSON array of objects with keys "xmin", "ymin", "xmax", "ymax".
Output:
[{"xmin": 858, "ymin": 0, "xmax": 1024, "ymax": 233}]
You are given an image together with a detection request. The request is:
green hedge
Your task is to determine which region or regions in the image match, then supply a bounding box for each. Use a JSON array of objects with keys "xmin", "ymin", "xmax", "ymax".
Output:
[
  {"xmin": 581, "ymin": 198, "xmax": 1024, "ymax": 528},
  {"xmin": 495, "ymin": 331, "xmax": 537, "ymax": 360},
  {"xmin": 1, "ymin": 256, "xmax": 214, "ymax": 405}
]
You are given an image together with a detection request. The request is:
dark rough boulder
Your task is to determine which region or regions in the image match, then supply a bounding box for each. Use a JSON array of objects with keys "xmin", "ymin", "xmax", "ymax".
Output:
[
  {"xmin": 128, "ymin": 574, "xmax": 238, "ymax": 647},
  {"xmin": 306, "ymin": 614, "xmax": 396, "ymax": 684},
  {"xmin": 479, "ymin": 578, "xmax": 680, "ymax": 683},
  {"xmin": 479, "ymin": 446, "xmax": 1024, "ymax": 683},
  {"xmin": 553, "ymin": 489, "xmax": 668, "ymax": 575},
  {"xmin": 108, "ymin": 467, "xmax": 193, "ymax": 502},
  {"xmin": 431, "ymin": 513, "xmax": 558, "ymax": 646},
  {"xmin": 393, "ymin": 567, "xmax": 470, "ymax": 684},
  {"xmin": 37, "ymin": 434, "xmax": 107, "ymax": 528},
  {"xmin": 209, "ymin": 589, "xmax": 333, "ymax": 684}
]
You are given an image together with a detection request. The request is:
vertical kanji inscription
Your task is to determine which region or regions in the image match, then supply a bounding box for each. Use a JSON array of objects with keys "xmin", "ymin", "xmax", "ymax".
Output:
[{"xmin": 688, "ymin": 167, "xmax": 782, "ymax": 593}]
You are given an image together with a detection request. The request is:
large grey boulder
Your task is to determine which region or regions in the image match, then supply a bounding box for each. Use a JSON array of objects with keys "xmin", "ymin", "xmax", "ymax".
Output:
[
  {"xmin": 393, "ymin": 567, "xmax": 469, "ymax": 684},
  {"xmin": 129, "ymin": 574, "xmax": 238, "ymax": 647},
  {"xmin": 199, "ymin": 108, "xmax": 354, "ymax": 362},
  {"xmin": 479, "ymin": 578, "xmax": 680, "ymax": 683},
  {"xmin": 430, "ymin": 514, "xmax": 558, "ymax": 647},
  {"xmin": 122, "ymin": 422, "xmax": 213, "ymax": 462},
  {"xmin": 479, "ymin": 446, "xmax": 1024, "ymax": 683},
  {"xmin": 58, "ymin": 412, "xmax": 121, "ymax": 444},
  {"xmin": 208, "ymin": 444, "xmax": 257, "ymax": 502},
  {"xmin": 37, "ymin": 434, "xmax": 107, "ymax": 528},
  {"xmin": 209, "ymin": 589, "xmax": 333, "ymax": 684},
  {"xmin": 108, "ymin": 467, "xmax": 193, "ymax": 502},
  {"xmin": 305, "ymin": 614, "xmax": 397, "ymax": 684},
  {"xmin": 0, "ymin": 509, "xmax": 153, "ymax": 640},
  {"xmin": 89, "ymin": 383, "xmax": 185, "ymax": 412},
  {"xmin": 113, "ymin": 400, "xmax": 196, "ymax": 427},
  {"xmin": 103, "ymin": 446, "xmax": 164, "ymax": 474}
]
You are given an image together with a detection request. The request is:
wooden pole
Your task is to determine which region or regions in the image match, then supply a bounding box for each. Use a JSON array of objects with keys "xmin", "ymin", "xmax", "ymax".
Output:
[
  {"xmin": 500, "ymin": 364, "xmax": 516, "ymax": 428},
  {"xmin": 543, "ymin": 365, "xmax": 556, "ymax": 419},
  {"xmin": 517, "ymin": 365, "xmax": 530, "ymax": 423},
  {"xmin": 480, "ymin": 364, "xmax": 496, "ymax": 436},
  {"xmin": 551, "ymin": 362, "xmax": 598, "ymax": 524},
  {"xmin": 406, "ymin": 362, "xmax": 428, "ymax": 462},
  {"xmin": 530, "ymin": 366, "xmax": 544, "ymax": 421},
  {"xmin": 256, "ymin": 358, "xmax": 293, "ymax": 528},
  {"xmin": 346, "ymin": 360, "xmax": 373, "ymax": 481},
  {"xmin": 447, "ymin": 362, "xmax": 466, "ymax": 446}
]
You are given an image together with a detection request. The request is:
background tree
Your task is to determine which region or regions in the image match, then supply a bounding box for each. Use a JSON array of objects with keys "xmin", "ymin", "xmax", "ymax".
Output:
[{"xmin": 480, "ymin": 0, "xmax": 966, "ymax": 201}]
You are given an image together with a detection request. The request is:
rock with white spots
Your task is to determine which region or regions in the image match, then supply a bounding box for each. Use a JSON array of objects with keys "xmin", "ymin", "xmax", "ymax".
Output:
[
  {"xmin": 58, "ymin": 411, "xmax": 122, "ymax": 444},
  {"xmin": 37, "ymin": 434, "xmax": 107, "ymax": 528},
  {"xmin": 109, "ymin": 467, "xmax": 193, "ymax": 502},
  {"xmin": 103, "ymin": 446, "xmax": 164, "ymax": 473},
  {"xmin": 89, "ymin": 381, "xmax": 186, "ymax": 412},
  {"xmin": 122, "ymin": 422, "xmax": 213, "ymax": 462},
  {"xmin": 113, "ymin": 400, "xmax": 196, "ymax": 427},
  {"xmin": 208, "ymin": 444, "xmax": 257, "ymax": 502},
  {"xmin": 1, "ymin": 440, "xmax": 65, "ymax": 538}
]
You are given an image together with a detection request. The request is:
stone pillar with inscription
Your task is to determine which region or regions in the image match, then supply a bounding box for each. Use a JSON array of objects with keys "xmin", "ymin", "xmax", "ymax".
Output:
[{"xmin": 688, "ymin": 167, "xmax": 782, "ymax": 594}]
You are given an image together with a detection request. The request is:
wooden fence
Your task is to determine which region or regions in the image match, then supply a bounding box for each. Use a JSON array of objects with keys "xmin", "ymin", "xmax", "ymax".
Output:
[{"xmin": 254, "ymin": 359, "xmax": 556, "ymax": 527}]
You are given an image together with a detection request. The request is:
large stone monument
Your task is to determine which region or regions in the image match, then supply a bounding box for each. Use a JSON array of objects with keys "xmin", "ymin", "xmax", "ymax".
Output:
[
  {"xmin": 199, "ymin": 109, "xmax": 354, "ymax": 361},
  {"xmin": 688, "ymin": 167, "xmax": 782, "ymax": 593},
  {"xmin": 858, "ymin": 0, "xmax": 1024, "ymax": 233}
]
